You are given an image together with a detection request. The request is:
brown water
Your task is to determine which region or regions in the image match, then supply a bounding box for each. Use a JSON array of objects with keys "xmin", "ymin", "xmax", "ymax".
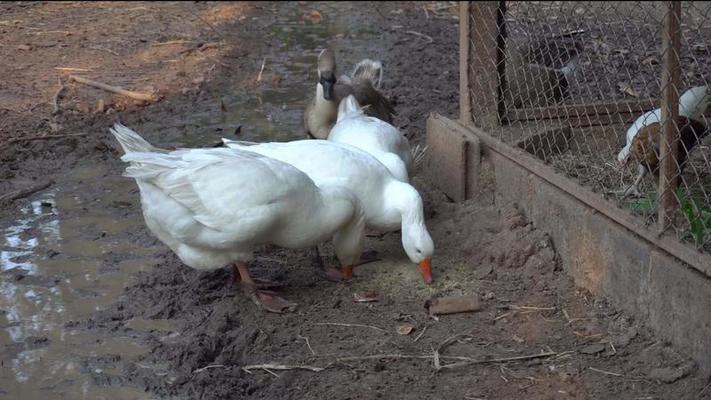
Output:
[{"xmin": 0, "ymin": 170, "xmax": 159, "ymax": 399}]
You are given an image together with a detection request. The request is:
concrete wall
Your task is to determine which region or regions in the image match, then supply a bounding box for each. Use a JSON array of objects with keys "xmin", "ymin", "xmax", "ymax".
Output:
[{"xmin": 426, "ymin": 114, "xmax": 711, "ymax": 372}]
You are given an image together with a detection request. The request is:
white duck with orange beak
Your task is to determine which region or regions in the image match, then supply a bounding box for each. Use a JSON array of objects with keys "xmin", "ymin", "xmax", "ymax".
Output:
[{"xmin": 223, "ymin": 138, "xmax": 435, "ymax": 284}]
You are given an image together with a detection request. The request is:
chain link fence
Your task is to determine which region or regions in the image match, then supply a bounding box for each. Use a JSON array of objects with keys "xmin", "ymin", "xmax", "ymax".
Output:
[{"xmin": 465, "ymin": 1, "xmax": 711, "ymax": 253}]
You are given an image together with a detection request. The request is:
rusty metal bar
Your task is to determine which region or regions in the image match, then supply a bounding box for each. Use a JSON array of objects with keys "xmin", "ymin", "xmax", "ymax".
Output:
[
  {"xmin": 506, "ymin": 99, "xmax": 658, "ymax": 122},
  {"xmin": 658, "ymin": 1, "xmax": 682, "ymax": 234}
]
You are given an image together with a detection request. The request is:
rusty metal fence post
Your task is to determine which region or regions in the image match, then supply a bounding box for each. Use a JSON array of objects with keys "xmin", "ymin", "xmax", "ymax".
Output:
[{"xmin": 658, "ymin": 1, "xmax": 682, "ymax": 233}]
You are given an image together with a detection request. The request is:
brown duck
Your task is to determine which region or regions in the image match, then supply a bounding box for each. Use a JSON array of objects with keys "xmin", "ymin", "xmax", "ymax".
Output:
[{"xmin": 304, "ymin": 48, "xmax": 395, "ymax": 139}]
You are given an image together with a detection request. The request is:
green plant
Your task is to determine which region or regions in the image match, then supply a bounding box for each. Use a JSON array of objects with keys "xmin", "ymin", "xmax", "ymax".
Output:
[
  {"xmin": 624, "ymin": 195, "xmax": 656, "ymax": 214},
  {"xmin": 677, "ymin": 188, "xmax": 711, "ymax": 247}
]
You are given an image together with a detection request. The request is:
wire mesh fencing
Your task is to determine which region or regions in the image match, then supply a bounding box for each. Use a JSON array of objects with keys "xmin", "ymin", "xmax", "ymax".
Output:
[{"xmin": 465, "ymin": 1, "xmax": 711, "ymax": 253}]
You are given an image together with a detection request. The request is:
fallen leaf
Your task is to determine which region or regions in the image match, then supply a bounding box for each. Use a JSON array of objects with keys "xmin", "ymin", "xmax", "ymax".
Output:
[
  {"xmin": 397, "ymin": 323, "xmax": 414, "ymax": 335},
  {"xmin": 94, "ymin": 99, "xmax": 105, "ymax": 114},
  {"xmin": 641, "ymin": 55, "xmax": 659, "ymax": 66},
  {"xmin": 617, "ymin": 82, "xmax": 639, "ymax": 98},
  {"xmin": 353, "ymin": 290, "xmax": 379, "ymax": 303},
  {"xmin": 692, "ymin": 44, "xmax": 708, "ymax": 53},
  {"xmin": 305, "ymin": 10, "xmax": 321, "ymax": 23}
]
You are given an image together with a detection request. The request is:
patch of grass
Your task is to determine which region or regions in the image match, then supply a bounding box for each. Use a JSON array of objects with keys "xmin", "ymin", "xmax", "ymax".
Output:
[
  {"xmin": 624, "ymin": 195, "xmax": 656, "ymax": 215},
  {"xmin": 623, "ymin": 189, "xmax": 710, "ymax": 249},
  {"xmin": 677, "ymin": 188, "xmax": 711, "ymax": 247}
]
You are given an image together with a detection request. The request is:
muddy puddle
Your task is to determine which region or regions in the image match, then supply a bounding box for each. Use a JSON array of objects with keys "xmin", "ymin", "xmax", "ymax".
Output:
[
  {"xmin": 0, "ymin": 166, "xmax": 161, "ymax": 399},
  {"xmin": 0, "ymin": 4, "xmax": 380, "ymax": 398}
]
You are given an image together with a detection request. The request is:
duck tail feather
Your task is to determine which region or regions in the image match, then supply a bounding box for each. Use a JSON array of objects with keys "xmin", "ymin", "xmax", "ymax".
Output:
[
  {"xmin": 412, "ymin": 144, "xmax": 430, "ymax": 172},
  {"xmin": 351, "ymin": 59, "xmax": 384, "ymax": 88},
  {"xmin": 110, "ymin": 123, "xmax": 161, "ymax": 154},
  {"xmin": 221, "ymin": 138, "xmax": 259, "ymax": 147}
]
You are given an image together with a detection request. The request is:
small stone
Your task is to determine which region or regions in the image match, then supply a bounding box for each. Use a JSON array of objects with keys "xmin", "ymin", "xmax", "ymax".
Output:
[
  {"xmin": 648, "ymin": 361, "xmax": 696, "ymax": 383},
  {"xmin": 353, "ymin": 291, "xmax": 379, "ymax": 303},
  {"xmin": 396, "ymin": 323, "xmax": 414, "ymax": 336},
  {"xmin": 474, "ymin": 264, "xmax": 493, "ymax": 279}
]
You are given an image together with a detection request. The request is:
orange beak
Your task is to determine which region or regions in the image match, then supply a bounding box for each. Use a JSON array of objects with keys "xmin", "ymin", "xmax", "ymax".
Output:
[
  {"xmin": 341, "ymin": 265, "xmax": 353, "ymax": 280},
  {"xmin": 418, "ymin": 258, "xmax": 433, "ymax": 284}
]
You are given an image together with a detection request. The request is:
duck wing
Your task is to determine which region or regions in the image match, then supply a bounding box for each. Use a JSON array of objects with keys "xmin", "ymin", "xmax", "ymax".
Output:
[
  {"xmin": 335, "ymin": 80, "xmax": 396, "ymax": 123},
  {"xmin": 123, "ymin": 148, "xmax": 317, "ymax": 244}
]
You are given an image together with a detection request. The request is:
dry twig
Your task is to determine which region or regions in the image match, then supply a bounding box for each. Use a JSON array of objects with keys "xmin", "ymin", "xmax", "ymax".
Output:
[
  {"xmin": 256, "ymin": 58, "xmax": 266, "ymax": 82},
  {"xmin": 69, "ymin": 75, "xmax": 158, "ymax": 102},
  {"xmin": 494, "ymin": 312, "xmax": 511, "ymax": 321},
  {"xmin": 242, "ymin": 363, "xmax": 325, "ymax": 373},
  {"xmin": 193, "ymin": 364, "xmax": 225, "ymax": 373},
  {"xmin": 7, "ymin": 133, "xmax": 89, "ymax": 146},
  {"xmin": 152, "ymin": 40, "xmax": 195, "ymax": 47},
  {"xmin": 336, "ymin": 350, "xmax": 558, "ymax": 368},
  {"xmin": 511, "ymin": 305, "xmax": 556, "ymax": 311},
  {"xmin": 404, "ymin": 30, "xmax": 433, "ymax": 43},
  {"xmin": 52, "ymin": 77, "xmax": 65, "ymax": 115},
  {"xmin": 0, "ymin": 180, "xmax": 54, "ymax": 206},
  {"xmin": 88, "ymin": 46, "xmax": 119, "ymax": 56},
  {"xmin": 413, "ymin": 325, "xmax": 428, "ymax": 342},
  {"xmin": 315, "ymin": 322, "xmax": 385, "ymax": 332},
  {"xmin": 211, "ymin": 350, "xmax": 561, "ymax": 377},
  {"xmin": 297, "ymin": 331, "xmax": 316, "ymax": 355},
  {"xmin": 589, "ymin": 366, "xmax": 623, "ymax": 377},
  {"xmin": 55, "ymin": 67, "xmax": 91, "ymax": 72}
]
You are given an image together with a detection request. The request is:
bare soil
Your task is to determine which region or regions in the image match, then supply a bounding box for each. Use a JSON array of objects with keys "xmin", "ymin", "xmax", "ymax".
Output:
[{"xmin": 1, "ymin": 2, "xmax": 710, "ymax": 399}]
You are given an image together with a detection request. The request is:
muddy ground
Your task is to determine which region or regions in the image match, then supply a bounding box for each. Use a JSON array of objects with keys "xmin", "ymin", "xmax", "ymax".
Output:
[{"xmin": 1, "ymin": 2, "xmax": 711, "ymax": 399}]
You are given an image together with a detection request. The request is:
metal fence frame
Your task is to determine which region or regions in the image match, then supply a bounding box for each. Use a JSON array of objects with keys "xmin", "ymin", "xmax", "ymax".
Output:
[{"xmin": 460, "ymin": 1, "xmax": 710, "ymax": 266}]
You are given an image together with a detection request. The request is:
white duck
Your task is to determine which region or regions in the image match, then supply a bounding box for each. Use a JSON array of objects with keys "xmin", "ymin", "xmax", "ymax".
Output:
[
  {"xmin": 616, "ymin": 86, "xmax": 710, "ymax": 197},
  {"xmin": 222, "ymin": 138, "xmax": 435, "ymax": 283},
  {"xmin": 110, "ymin": 123, "xmax": 365, "ymax": 313},
  {"xmin": 328, "ymin": 95, "xmax": 426, "ymax": 183}
]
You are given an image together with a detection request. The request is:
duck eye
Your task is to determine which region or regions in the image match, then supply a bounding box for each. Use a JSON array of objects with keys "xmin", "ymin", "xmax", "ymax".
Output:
[{"xmin": 416, "ymin": 248, "xmax": 422, "ymax": 254}]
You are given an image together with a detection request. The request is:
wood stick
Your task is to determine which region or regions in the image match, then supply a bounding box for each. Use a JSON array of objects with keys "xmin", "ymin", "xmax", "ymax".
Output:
[
  {"xmin": 55, "ymin": 67, "xmax": 91, "ymax": 72},
  {"xmin": 152, "ymin": 40, "xmax": 194, "ymax": 47},
  {"xmin": 256, "ymin": 58, "xmax": 266, "ymax": 82},
  {"xmin": 68, "ymin": 75, "xmax": 157, "ymax": 102},
  {"xmin": 657, "ymin": 1, "xmax": 682, "ymax": 233},
  {"xmin": 242, "ymin": 363, "xmax": 325, "ymax": 373},
  {"xmin": 404, "ymin": 30, "xmax": 433, "ymax": 43},
  {"xmin": 297, "ymin": 331, "xmax": 316, "ymax": 355},
  {"xmin": 314, "ymin": 322, "xmax": 385, "ymax": 332},
  {"xmin": 413, "ymin": 326, "xmax": 427, "ymax": 342},
  {"xmin": 511, "ymin": 305, "xmax": 556, "ymax": 311},
  {"xmin": 88, "ymin": 46, "xmax": 119, "ymax": 56},
  {"xmin": 337, "ymin": 351, "xmax": 557, "ymax": 366},
  {"xmin": 588, "ymin": 366, "xmax": 623, "ymax": 377},
  {"xmin": 0, "ymin": 180, "xmax": 54, "ymax": 205},
  {"xmin": 426, "ymin": 295, "xmax": 481, "ymax": 315},
  {"xmin": 211, "ymin": 350, "xmax": 561, "ymax": 376}
]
